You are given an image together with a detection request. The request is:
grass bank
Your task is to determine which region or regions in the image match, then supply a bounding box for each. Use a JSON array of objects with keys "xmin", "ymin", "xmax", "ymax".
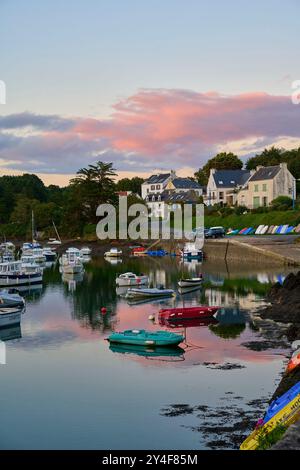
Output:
[{"xmin": 203, "ymin": 210, "xmax": 300, "ymax": 230}]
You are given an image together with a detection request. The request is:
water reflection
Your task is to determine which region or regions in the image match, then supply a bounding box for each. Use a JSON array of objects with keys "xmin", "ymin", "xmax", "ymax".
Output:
[{"xmin": 2, "ymin": 256, "xmax": 296, "ymax": 450}]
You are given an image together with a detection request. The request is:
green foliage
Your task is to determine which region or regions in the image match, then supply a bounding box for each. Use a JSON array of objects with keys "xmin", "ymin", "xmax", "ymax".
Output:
[
  {"xmin": 256, "ymin": 424, "xmax": 287, "ymax": 450},
  {"xmin": 246, "ymin": 146, "xmax": 300, "ymax": 179},
  {"xmin": 116, "ymin": 177, "xmax": 144, "ymax": 195},
  {"xmin": 194, "ymin": 152, "xmax": 243, "ymax": 185},
  {"xmin": 271, "ymin": 196, "xmax": 293, "ymax": 211}
]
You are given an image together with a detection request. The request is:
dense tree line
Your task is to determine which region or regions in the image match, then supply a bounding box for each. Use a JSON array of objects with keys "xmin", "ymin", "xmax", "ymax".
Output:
[{"xmin": 0, "ymin": 164, "xmax": 145, "ymax": 239}]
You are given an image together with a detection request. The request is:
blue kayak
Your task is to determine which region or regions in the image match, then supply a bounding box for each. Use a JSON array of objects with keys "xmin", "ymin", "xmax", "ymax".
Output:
[
  {"xmin": 263, "ymin": 381, "xmax": 300, "ymax": 423},
  {"xmin": 108, "ymin": 329, "xmax": 184, "ymax": 347}
]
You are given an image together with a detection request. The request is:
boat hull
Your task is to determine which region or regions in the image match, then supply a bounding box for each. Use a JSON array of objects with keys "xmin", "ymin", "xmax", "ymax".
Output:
[
  {"xmin": 125, "ymin": 288, "xmax": 174, "ymax": 299},
  {"xmin": 0, "ymin": 309, "xmax": 22, "ymax": 327},
  {"xmin": 0, "ymin": 273, "xmax": 42, "ymax": 287},
  {"xmin": 108, "ymin": 330, "xmax": 184, "ymax": 347},
  {"xmin": 159, "ymin": 306, "xmax": 219, "ymax": 321},
  {"xmin": 116, "ymin": 276, "xmax": 148, "ymax": 287},
  {"xmin": 178, "ymin": 278, "xmax": 203, "ymax": 288}
]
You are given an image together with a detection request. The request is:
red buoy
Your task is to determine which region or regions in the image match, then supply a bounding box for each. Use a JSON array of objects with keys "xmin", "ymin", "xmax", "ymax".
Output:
[{"xmin": 101, "ymin": 307, "xmax": 107, "ymax": 315}]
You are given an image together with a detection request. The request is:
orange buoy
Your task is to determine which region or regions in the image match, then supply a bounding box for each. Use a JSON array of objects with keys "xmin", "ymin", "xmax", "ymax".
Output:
[
  {"xmin": 101, "ymin": 307, "xmax": 107, "ymax": 315},
  {"xmin": 286, "ymin": 353, "xmax": 300, "ymax": 373}
]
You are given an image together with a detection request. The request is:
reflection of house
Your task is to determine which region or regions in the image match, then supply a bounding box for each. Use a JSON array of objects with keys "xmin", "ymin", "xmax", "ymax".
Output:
[
  {"xmin": 205, "ymin": 169, "xmax": 251, "ymax": 206},
  {"xmin": 237, "ymin": 163, "xmax": 296, "ymax": 208},
  {"xmin": 145, "ymin": 190, "xmax": 199, "ymax": 218}
]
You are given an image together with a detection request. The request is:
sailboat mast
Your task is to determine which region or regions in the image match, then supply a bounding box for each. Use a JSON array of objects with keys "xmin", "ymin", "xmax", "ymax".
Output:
[
  {"xmin": 52, "ymin": 221, "xmax": 61, "ymax": 242},
  {"xmin": 32, "ymin": 210, "xmax": 35, "ymax": 242}
]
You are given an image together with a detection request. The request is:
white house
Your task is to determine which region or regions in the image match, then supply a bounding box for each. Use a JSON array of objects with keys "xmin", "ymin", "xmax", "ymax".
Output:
[
  {"xmin": 141, "ymin": 172, "xmax": 175, "ymax": 199},
  {"xmin": 205, "ymin": 168, "xmax": 252, "ymax": 206}
]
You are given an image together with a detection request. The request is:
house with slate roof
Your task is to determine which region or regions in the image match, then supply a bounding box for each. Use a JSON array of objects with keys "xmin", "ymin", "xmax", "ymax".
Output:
[
  {"xmin": 165, "ymin": 177, "xmax": 203, "ymax": 196},
  {"xmin": 237, "ymin": 163, "xmax": 296, "ymax": 208},
  {"xmin": 141, "ymin": 171, "xmax": 174, "ymax": 199},
  {"xmin": 145, "ymin": 189, "xmax": 199, "ymax": 218},
  {"xmin": 205, "ymin": 168, "xmax": 252, "ymax": 206}
]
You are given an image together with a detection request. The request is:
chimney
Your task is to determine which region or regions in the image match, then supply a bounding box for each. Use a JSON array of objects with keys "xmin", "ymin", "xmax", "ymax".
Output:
[
  {"xmin": 280, "ymin": 162, "xmax": 287, "ymax": 170},
  {"xmin": 210, "ymin": 168, "xmax": 216, "ymax": 175},
  {"xmin": 256, "ymin": 165, "xmax": 264, "ymax": 171},
  {"xmin": 170, "ymin": 169, "xmax": 176, "ymax": 180}
]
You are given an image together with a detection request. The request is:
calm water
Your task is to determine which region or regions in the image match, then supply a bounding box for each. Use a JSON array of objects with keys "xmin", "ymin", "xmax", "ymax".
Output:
[{"xmin": 0, "ymin": 256, "xmax": 293, "ymax": 450}]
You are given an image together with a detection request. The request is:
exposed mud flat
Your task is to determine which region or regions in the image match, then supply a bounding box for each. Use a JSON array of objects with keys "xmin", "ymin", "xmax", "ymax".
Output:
[{"xmin": 161, "ymin": 396, "xmax": 271, "ymax": 449}]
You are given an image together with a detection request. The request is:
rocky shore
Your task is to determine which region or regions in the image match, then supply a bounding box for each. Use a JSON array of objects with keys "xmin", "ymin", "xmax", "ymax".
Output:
[{"xmin": 257, "ymin": 271, "xmax": 300, "ymax": 449}]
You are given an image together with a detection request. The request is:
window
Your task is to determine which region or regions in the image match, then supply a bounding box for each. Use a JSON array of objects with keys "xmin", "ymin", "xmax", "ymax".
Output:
[
  {"xmin": 263, "ymin": 184, "xmax": 267, "ymax": 191},
  {"xmin": 156, "ymin": 185, "xmax": 160, "ymax": 190},
  {"xmin": 254, "ymin": 184, "xmax": 259, "ymax": 192},
  {"xmin": 253, "ymin": 196, "xmax": 260, "ymax": 208},
  {"xmin": 147, "ymin": 188, "xmax": 149, "ymax": 193},
  {"xmin": 219, "ymin": 192, "xmax": 224, "ymax": 200},
  {"xmin": 151, "ymin": 185, "xmax": 155, "ymax": 190}
]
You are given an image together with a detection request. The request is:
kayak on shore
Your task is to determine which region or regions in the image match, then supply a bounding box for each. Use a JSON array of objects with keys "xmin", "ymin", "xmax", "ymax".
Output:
[{"xmin": 263, "ymin": 381, "xmax": 300, "ymax": 424}]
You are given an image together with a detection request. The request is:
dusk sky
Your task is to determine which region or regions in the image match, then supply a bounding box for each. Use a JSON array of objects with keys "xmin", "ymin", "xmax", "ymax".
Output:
[{"xmin": 1, "ymin": 0, "xmax": 300, "ymax": 185}]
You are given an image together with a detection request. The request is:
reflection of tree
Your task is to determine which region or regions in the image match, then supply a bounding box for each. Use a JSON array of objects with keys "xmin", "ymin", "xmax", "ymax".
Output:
[{"xmin": 209, "ymin": 323, "xmax": 246, "ymax": 339}]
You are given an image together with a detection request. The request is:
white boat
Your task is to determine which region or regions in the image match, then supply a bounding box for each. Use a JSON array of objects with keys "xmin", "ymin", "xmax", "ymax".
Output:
[
  {"xmin": 181, "ymin": 243, "xmax": 203, "ymax": 260},
  {"xmin": 80, "ymin": 247, "xmax": 91, "ymax": 256},
  {"xmin": 0, "ymin": 261, "xmax": 43, "ymax": 287},
  {"xmin": 104, "ymin": 248, "xmax": 122, "ymax": 258},
  {"xmin": 125, "ymin": 287, "xmax": 175, "ymax": 299},
  {"xmin": 60, "ymin": 249, "xmax": 83, "ymax": 274},
  {"xmin": 1, "ymin": 251, "xmax": 14, "ymax": 263},
  {"xmin": 21, "ymin": 254, "xmax": 43, "ymax": 272},
  {"xmin": 48, "ymin": 238, "xmax": 61, "ymax": 247},
  {"xmin": 178, "ymin": 277, "xmax": 203, "ymax": 288},
  {"xmin": 0, "ymin": 307, "xmax": 23, "ymax": 328},
  {"xmin": 42, "ymin": 247, "xmax": 56, "ymax": 261},
  {"xmin": 116, "ymin": 272, "xmax": 149, "ymax": 287},
  {"xmin": 0, "ymin": 290, "xmax": 25, "ymax": 308}
]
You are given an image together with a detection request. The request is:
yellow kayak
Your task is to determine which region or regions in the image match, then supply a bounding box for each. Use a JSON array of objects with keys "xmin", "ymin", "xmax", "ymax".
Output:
[{"xmin": 240, "ymin": 393, "xmax": 300, "ymax": 450}]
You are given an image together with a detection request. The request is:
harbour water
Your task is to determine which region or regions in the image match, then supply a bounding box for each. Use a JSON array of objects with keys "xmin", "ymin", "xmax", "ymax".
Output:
[{"xmin": 0, "ymin": 256, "xmax": 293, "ymax": 450}]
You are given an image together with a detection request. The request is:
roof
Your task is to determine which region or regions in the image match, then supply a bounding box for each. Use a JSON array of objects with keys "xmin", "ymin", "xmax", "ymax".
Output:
[
  {"xmin": 172, "ymin": 177, "xmax": 201, "ymax": 189},
  {"xmin": 145, "ymin": 190, "xmax": 198, "ymax": 203},
  {"xmin": 145, "ymin": 173, "xmax": 171, "ymax": 184},
  {"xmin": 249, "ymin": 165, "xmax": 281, "ymax": 182},
  {"xmin": 212, "ymin": 169, "xmax": 251, "ymax": 188}
]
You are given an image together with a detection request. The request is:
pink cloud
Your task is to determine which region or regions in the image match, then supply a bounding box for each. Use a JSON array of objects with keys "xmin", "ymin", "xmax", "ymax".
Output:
[{"xmin": 0, "ymin": 89, "xmax": 300, "ymax": 174}]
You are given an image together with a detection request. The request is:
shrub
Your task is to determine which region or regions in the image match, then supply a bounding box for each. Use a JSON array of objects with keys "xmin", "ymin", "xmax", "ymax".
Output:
[{"xmin": 271, "ymin": 196, "xmax": 293, "ymax": 210}]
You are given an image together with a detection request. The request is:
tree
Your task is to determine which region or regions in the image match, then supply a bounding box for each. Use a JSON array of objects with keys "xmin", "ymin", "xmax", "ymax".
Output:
[
  {"xmin": 70, "ymin": 161, "xmax": 117, "ymax": 224},
  {"xmin": 246, "ymin": 147, "xmax": 283, "ymax": 170},
  {"xmin": 116, "ymin": 177, "xmax": 144, "ymax": 195},
  {"xmin": 194, "ymin": 152, "xmax": 243, "ymax": 186}
]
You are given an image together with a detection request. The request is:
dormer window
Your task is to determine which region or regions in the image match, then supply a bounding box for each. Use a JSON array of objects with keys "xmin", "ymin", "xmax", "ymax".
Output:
[
  {"xmin": 158, "ymin": 195, "xmax": 161, "ymax": 201},
  {"xmin": 152, "ymin": 196, "xmax": 155, "ymax": 202},
  {"xmin": 230, "ymin": 180, "xmax": 235, "ymax": 184}
]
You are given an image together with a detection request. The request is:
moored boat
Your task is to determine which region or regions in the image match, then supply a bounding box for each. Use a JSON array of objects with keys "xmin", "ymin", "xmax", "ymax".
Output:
[
  {"xmin": 0, "ymin": 307, "xmax": 24, "ymax": 328},
  {"xmin": 104, "ymin": 247, "xmax": 122, "ymax": 258},
  {"xmin": 116, "ymin": 272, "xmax": 149, "ymax": 287},
  {"xmin": 0, "ymin": 261, "xmax": 43, "ymax": 287},
  {"xmin": 42, "ymin": 247, "xmax": 56, "ymax": 261},
  {"xmin": 180, "ymin": 242, "xmax": 203, "ymax": 260},
  {"xmin": 178, "ymin": 276, "xmax": 203, "ymax": 288},
  {"xmin": 107, "ymin": 329, "xmax": 184, "ymax": 347},
  {"xmin": 159, "ymin": 305, "xmax": 219, "ymax": 322},
  {"xmin": 80, "ymin": 246, "xmax": 91, "ymax": 256},
  {"xmin": 125, "ymin": 287, "xmax": 175, "ymax": 299},
  {"xmin": 60, "ymin": 249, "xmax": 83, "ymax": 274},
  {"xmin": 0, "ymin": 289, "xmax": 25, "ymax": 308}
]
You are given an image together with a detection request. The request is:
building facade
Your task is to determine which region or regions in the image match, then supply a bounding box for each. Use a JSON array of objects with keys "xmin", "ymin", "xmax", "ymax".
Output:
[
  {"xmin": 237, "ymin": 163, "xmax": 296, "ymax": 208},
  {"xmin": 205, "ymin": 169, "xmax": 251, "ymax": 206}
]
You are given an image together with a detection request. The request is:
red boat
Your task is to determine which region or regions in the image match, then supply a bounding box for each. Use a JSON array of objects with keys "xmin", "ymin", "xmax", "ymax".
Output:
[
  {"xmin": 158, "ymin": 306, "xmax": 219, "ymax": 322},
  {"xmin": 159, "ymin": 316, "xmax": 219, "ymax": 328}
]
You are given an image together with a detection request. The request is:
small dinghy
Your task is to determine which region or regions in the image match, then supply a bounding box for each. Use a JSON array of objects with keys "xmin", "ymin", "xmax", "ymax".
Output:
[
  {"xmin": 178, "ymin": 276, "xmax": 203, "ymax": 288},
  {"xmin": 0, "ymin": 307, "xmax": 24, "ymax": 328},
  {"xmin": 125, "ymin": 287, "xmax": 175, "ymax": 299},
  {"xmin": 0, "ymin": 289, "xmax": 25, "ymax": 309},
  {"xmin": 104, "ymin": 248, "xmax": 122, "ymax": 258},
  {"xmin": 107, "ymin": 329, "xmax": 184, "ymax": 347},
  {"xmin": 116, "ymin": 272, "xmax": 149, "ymax": 287},
  {"xmin": 159, "ymin": 306, "xmax": 219, "ymax": 322},
  {"xmin": 263, "ymin": 381, "xmax": 300, "ymax": 424}
]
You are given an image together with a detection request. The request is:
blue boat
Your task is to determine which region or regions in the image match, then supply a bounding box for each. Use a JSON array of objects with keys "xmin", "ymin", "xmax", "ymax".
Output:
[
  {"xmin": 263, "ymin": 381, "xmax": 300, "ymax": 424},
  {"xmin": 108, "ymin": 329, "xmax": 184, "ymax": 347}
]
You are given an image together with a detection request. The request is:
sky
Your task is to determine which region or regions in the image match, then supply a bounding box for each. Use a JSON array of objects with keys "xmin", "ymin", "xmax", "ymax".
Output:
[{"xmin": 0, "ymin": 0, "xmax": 300, "ymax": 186}]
